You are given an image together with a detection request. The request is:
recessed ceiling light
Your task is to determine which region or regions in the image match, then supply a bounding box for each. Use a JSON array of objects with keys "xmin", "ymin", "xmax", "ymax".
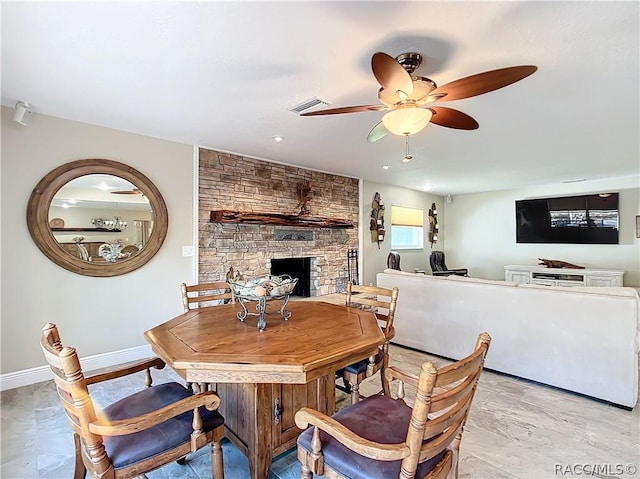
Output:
[
  {"xmin": 273, "ymin": 136, "xmax": 284, "ymax": 142},
  {"xmin": 382, "ymin": 165, "xmax": 390, "ymax": 170},
  {"xmin": 422, "ymin": 184, "xmax": 433, "ymax": 191}
]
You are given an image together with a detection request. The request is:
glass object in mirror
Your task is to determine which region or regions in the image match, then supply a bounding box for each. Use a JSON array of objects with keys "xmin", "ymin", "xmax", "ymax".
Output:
[
  {"xmin": 50, "ymin": 174, "xmax": 153, "ymax": 262},
  {"xmin": 27, "ymin": 159, "xmax": 168, "ymax": 277}
]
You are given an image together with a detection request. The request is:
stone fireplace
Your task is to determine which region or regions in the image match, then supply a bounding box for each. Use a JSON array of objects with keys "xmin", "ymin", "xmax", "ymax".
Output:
[{"xmin": 198, "ymin": 148, "xmax": 359, "ymax": 296}]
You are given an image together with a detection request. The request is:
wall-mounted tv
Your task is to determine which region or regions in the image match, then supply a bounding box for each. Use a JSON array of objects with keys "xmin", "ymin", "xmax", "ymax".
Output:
[{"xmin": 516, "ymin": 193, "xmax": 619, "ymax": 244}]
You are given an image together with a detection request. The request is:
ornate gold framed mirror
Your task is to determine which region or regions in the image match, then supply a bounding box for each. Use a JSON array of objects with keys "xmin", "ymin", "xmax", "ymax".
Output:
[{"xmin": 27, "ymin": 159, "xmax": 168, "ymax": 277}]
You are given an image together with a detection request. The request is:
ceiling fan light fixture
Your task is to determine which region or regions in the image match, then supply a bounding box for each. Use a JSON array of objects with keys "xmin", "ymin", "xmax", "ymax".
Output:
[
  {"xmin": 410, "ymin": 77, "xmax": 438, "ymax": 103},
  {"xmin": 378, "ymin": 77, "xmax": 437, "ymax": 107},
  {"xmin": 382, "ymin": 107, "xmax": 432, "ymax": 136}
]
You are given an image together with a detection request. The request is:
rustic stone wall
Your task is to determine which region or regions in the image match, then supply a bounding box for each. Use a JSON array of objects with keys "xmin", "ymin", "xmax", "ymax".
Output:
[{"xmin": 198, "ymin": 148, "xmax": 359, "ymax": 296}]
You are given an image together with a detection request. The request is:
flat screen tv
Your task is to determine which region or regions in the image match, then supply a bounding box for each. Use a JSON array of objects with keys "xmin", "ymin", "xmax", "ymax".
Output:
[{"xmin": 516, "ymin": 193, "xmax": 619, "ymax": 244}]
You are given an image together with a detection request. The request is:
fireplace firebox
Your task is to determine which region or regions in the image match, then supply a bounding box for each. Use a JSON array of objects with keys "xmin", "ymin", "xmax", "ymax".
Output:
[{"xmin": 270, "ymin": 257, "xmax": 311, "ymax": 297}]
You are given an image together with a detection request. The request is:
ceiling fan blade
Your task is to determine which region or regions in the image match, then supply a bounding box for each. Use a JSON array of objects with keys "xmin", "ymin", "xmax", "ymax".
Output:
[
  {"xmin": 367, "ymin": 121, "xmax": 389, "ymax": 143},
  {"xmin": 371, "ymin": 52, "xmax": 414, "ymax": 98},
  {"xmin": 111, "ymin": 188, "xmax": 142, "ymax": 195},
  {"xmin": 428, "ymin": 107, "xmax": 479, "ymax": 130},
  {"xmin": 431, "ymin": 65, "xmax": 537, "ymax": 102},
  {"xmin": 300, "ymin": 105, "xmax": 386, "ymax": 116}
]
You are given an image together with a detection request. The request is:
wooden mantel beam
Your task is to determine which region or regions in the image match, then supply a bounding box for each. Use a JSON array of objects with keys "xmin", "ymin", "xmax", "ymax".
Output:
[{"xmin": 210, "ymin": 210, "xmax": 354, "ymax": 229}]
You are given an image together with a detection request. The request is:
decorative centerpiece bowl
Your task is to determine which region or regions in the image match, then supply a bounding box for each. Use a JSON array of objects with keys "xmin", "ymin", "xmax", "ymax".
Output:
[
  {"xmin": 98, "ymin": 240, "xmax": 125, "ymax": 262},
  {"xmin": 229, "ymin": 275, "xmax": 298, "ymax": 330}
]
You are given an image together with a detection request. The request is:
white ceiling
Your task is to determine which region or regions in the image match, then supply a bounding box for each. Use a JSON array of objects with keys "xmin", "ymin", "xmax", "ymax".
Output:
[{"xmin": 2, "ymin": 1, "xmax": 638, "ymax": 195}]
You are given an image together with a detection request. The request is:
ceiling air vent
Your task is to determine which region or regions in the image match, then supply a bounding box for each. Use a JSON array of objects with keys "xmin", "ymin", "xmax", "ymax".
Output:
[{"xmin": 289, "ymin": 96, "xmax": 330, "ymax": 114}]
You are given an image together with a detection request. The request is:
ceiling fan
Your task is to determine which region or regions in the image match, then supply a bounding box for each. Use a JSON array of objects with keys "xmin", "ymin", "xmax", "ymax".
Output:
[
  {"xmin": 110, "ymin": 188, "xmax": 142, "ymax": 195},
  {"xmin": 301, "ymin": 52, "xmax": 537, "ymax": 143}
]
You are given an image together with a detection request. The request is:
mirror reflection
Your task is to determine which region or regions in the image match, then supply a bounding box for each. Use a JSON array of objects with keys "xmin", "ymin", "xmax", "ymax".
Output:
[{"xmin": 50, "ymin": 174, "xmax": 153, "ymax": 263}]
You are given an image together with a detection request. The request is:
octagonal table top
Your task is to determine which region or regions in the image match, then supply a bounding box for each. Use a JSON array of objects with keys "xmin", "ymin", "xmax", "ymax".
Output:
[{"xmin": 144, "ymin": 300, "xmax": 384, "ymax": 384}]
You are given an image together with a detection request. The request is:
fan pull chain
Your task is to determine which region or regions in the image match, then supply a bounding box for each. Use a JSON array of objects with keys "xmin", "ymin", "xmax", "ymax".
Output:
[{"xmin": 403, "ymin": 134, "xmax": 413, "ymax": 163}]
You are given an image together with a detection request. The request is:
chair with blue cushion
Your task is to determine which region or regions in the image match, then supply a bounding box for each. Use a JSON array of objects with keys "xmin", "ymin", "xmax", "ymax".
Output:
[
  {"xmin": 181, "ymin": 281, "xmax": 234, "ymax": 393},
  {"xmin": 336, "ymin": 281, "xmax": 399, "ymax": 404},
  {"xmin": 296, "ymin": 333, "xmax": 491, "ymax": 479},
  {"xmin": 40, "ymin": 323, "xmax": 226, "ymax": 479}
]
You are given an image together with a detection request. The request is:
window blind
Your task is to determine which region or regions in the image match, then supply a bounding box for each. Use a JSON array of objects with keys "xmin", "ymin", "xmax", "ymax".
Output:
[{"xmin": 391, "ymin": 206, "xmax": 424, "ymax": 226}]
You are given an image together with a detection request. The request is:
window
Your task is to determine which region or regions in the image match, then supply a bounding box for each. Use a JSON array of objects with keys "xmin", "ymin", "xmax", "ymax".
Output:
[{"xmin": 391, "ymin": 206, "xmax": 424, "ymax": 249}]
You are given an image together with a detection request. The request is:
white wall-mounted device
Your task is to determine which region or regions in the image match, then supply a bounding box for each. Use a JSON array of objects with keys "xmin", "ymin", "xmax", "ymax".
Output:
[{"xmin": 13, "ymin": 101, "xmax": 33, "ymax": 126}]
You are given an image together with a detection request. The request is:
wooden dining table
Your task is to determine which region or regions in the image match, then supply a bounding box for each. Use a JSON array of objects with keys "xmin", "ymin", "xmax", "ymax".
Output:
[{"xmin": 144, "ymin": 299, "xmax": 384, "ymax": 479}]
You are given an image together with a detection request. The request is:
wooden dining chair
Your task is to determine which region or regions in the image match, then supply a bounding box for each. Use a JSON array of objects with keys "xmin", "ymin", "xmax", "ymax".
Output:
[
  {"xmin": 40, "ymin": 323, "xmax": 226, "ymax": 479},
  {"xmin": 337, "ymin": 281, "xmax": 399, "ymax": 404},
  {"xmin": 181, "ymin": 281, "xmax": 234, "ymax": 392},
  {"xmin": 121, "ymin": 244, "xmax": 140, "ymax": 256},
  {"xmin": 181, "ymin": 281, "xmax": 234, "ymax": 312},
  {"xmin": 296, "ymin": 333, "xmax": 491, "ymax": 479}
]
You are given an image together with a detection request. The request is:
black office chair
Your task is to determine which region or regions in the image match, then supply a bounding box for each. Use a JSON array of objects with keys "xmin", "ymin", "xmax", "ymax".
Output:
[
  {"xmin": 429, "ymin": 250, "xmax": 468, "ymax": 277},
  {"xmin": 387, "ymin": 251, "xmax": 401, "ymax": 270}
]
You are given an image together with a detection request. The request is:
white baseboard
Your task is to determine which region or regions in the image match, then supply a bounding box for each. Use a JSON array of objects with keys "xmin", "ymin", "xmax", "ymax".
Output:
[{"xmin": 0, "ymin": 344, "xmax": 154, "ymax": 391}]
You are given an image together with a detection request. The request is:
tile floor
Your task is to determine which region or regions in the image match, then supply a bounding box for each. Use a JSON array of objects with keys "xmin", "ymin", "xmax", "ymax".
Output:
[{"xmin": 2, "ymin": 342, "xmax": 639, "ymax": 479}]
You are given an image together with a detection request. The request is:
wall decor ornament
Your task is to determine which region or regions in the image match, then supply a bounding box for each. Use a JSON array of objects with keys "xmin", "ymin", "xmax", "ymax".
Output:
[
  {"xmin": 538, "ymin": 258, "xmax": 585, "ymax": 269},
  {"xmin": 428, "ymin": 202, "xmax": 438, "ymax": 247},
  {"xmin": 370, "ymin": 192, "xmax": 385, "ymax": 248},
  {"xmin": 296, "ymin": 180, "xmax": 314, "ymax": 215}
]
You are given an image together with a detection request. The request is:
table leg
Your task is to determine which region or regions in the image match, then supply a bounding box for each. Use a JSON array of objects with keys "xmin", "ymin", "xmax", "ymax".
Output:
[
  {"xmin": 248, "ymin": 449, "xmax": 272, "ymax": 479},
  {"xmin": 249, "ymin": 383, "xmax": 273, "ymax": 479}
]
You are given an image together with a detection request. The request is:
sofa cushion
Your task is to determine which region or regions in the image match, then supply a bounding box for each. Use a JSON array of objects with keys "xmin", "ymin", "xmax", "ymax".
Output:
[
  {"xmin": 445, "ymin": 275, "xmax": 518, "ymax": 287},
  {"xmin": 383, "ymin": 268, "xmax": 424, "ymax": 277},
  {"xmin": 383, "ymin": 269, "xmax": 447, "ymax": 283}
]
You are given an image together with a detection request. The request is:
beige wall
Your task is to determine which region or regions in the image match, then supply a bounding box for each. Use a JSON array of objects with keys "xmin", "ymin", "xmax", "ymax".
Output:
[
  {"xmin": 362, "ymin": 181, "xmax": 443, "ymax": 286},
  {"xmin": 1, "ymin": 107, "xmax": 195, "ymax": 374},
  {"xmin": 363, "ymin": 178, "xmax": 639, "ymax": 288},
  {"xmin": 444, "ymin": 178, "xmax": 640, "ymax": 286}
]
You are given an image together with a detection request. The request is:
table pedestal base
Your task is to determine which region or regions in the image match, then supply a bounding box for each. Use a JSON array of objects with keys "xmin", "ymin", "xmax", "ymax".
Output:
[{"xmin": 213, "ymin": 375, "xmax": 335, "ymax": 479}]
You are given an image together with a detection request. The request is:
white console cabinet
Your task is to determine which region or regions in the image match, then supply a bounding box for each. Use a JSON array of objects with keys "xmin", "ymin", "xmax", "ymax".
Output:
[{"xmin": 504, "ymin": 265, "xmax": 624, "ymax": 287}]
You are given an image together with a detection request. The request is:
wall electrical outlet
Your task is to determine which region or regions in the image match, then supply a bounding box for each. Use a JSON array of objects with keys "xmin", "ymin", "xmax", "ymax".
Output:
[{"xmin": 182, "ymin": 246, "xmax": 194, "ymax": 257}]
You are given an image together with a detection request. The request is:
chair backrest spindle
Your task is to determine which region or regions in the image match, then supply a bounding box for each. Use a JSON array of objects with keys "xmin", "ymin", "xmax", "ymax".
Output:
[
  {"xmin": 400, "ymin": 332, "xmax": 491, "ymax": 478},
  {"xmin": 345, "ymin": 281, "xmax": 398, "ymax": 337},
  {"xmin": 40, "ymin": 324, "xmax": 111, "ymax": 476},
  {"xmin": 181, "ymin": 281, "xmax": 234, "ymax": 312}
]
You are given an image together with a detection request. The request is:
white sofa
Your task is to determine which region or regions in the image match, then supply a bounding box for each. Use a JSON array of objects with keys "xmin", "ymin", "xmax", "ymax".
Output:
[{"xmin": 377, "ymin": 269, "xmax": 640, "ymax": 408}]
